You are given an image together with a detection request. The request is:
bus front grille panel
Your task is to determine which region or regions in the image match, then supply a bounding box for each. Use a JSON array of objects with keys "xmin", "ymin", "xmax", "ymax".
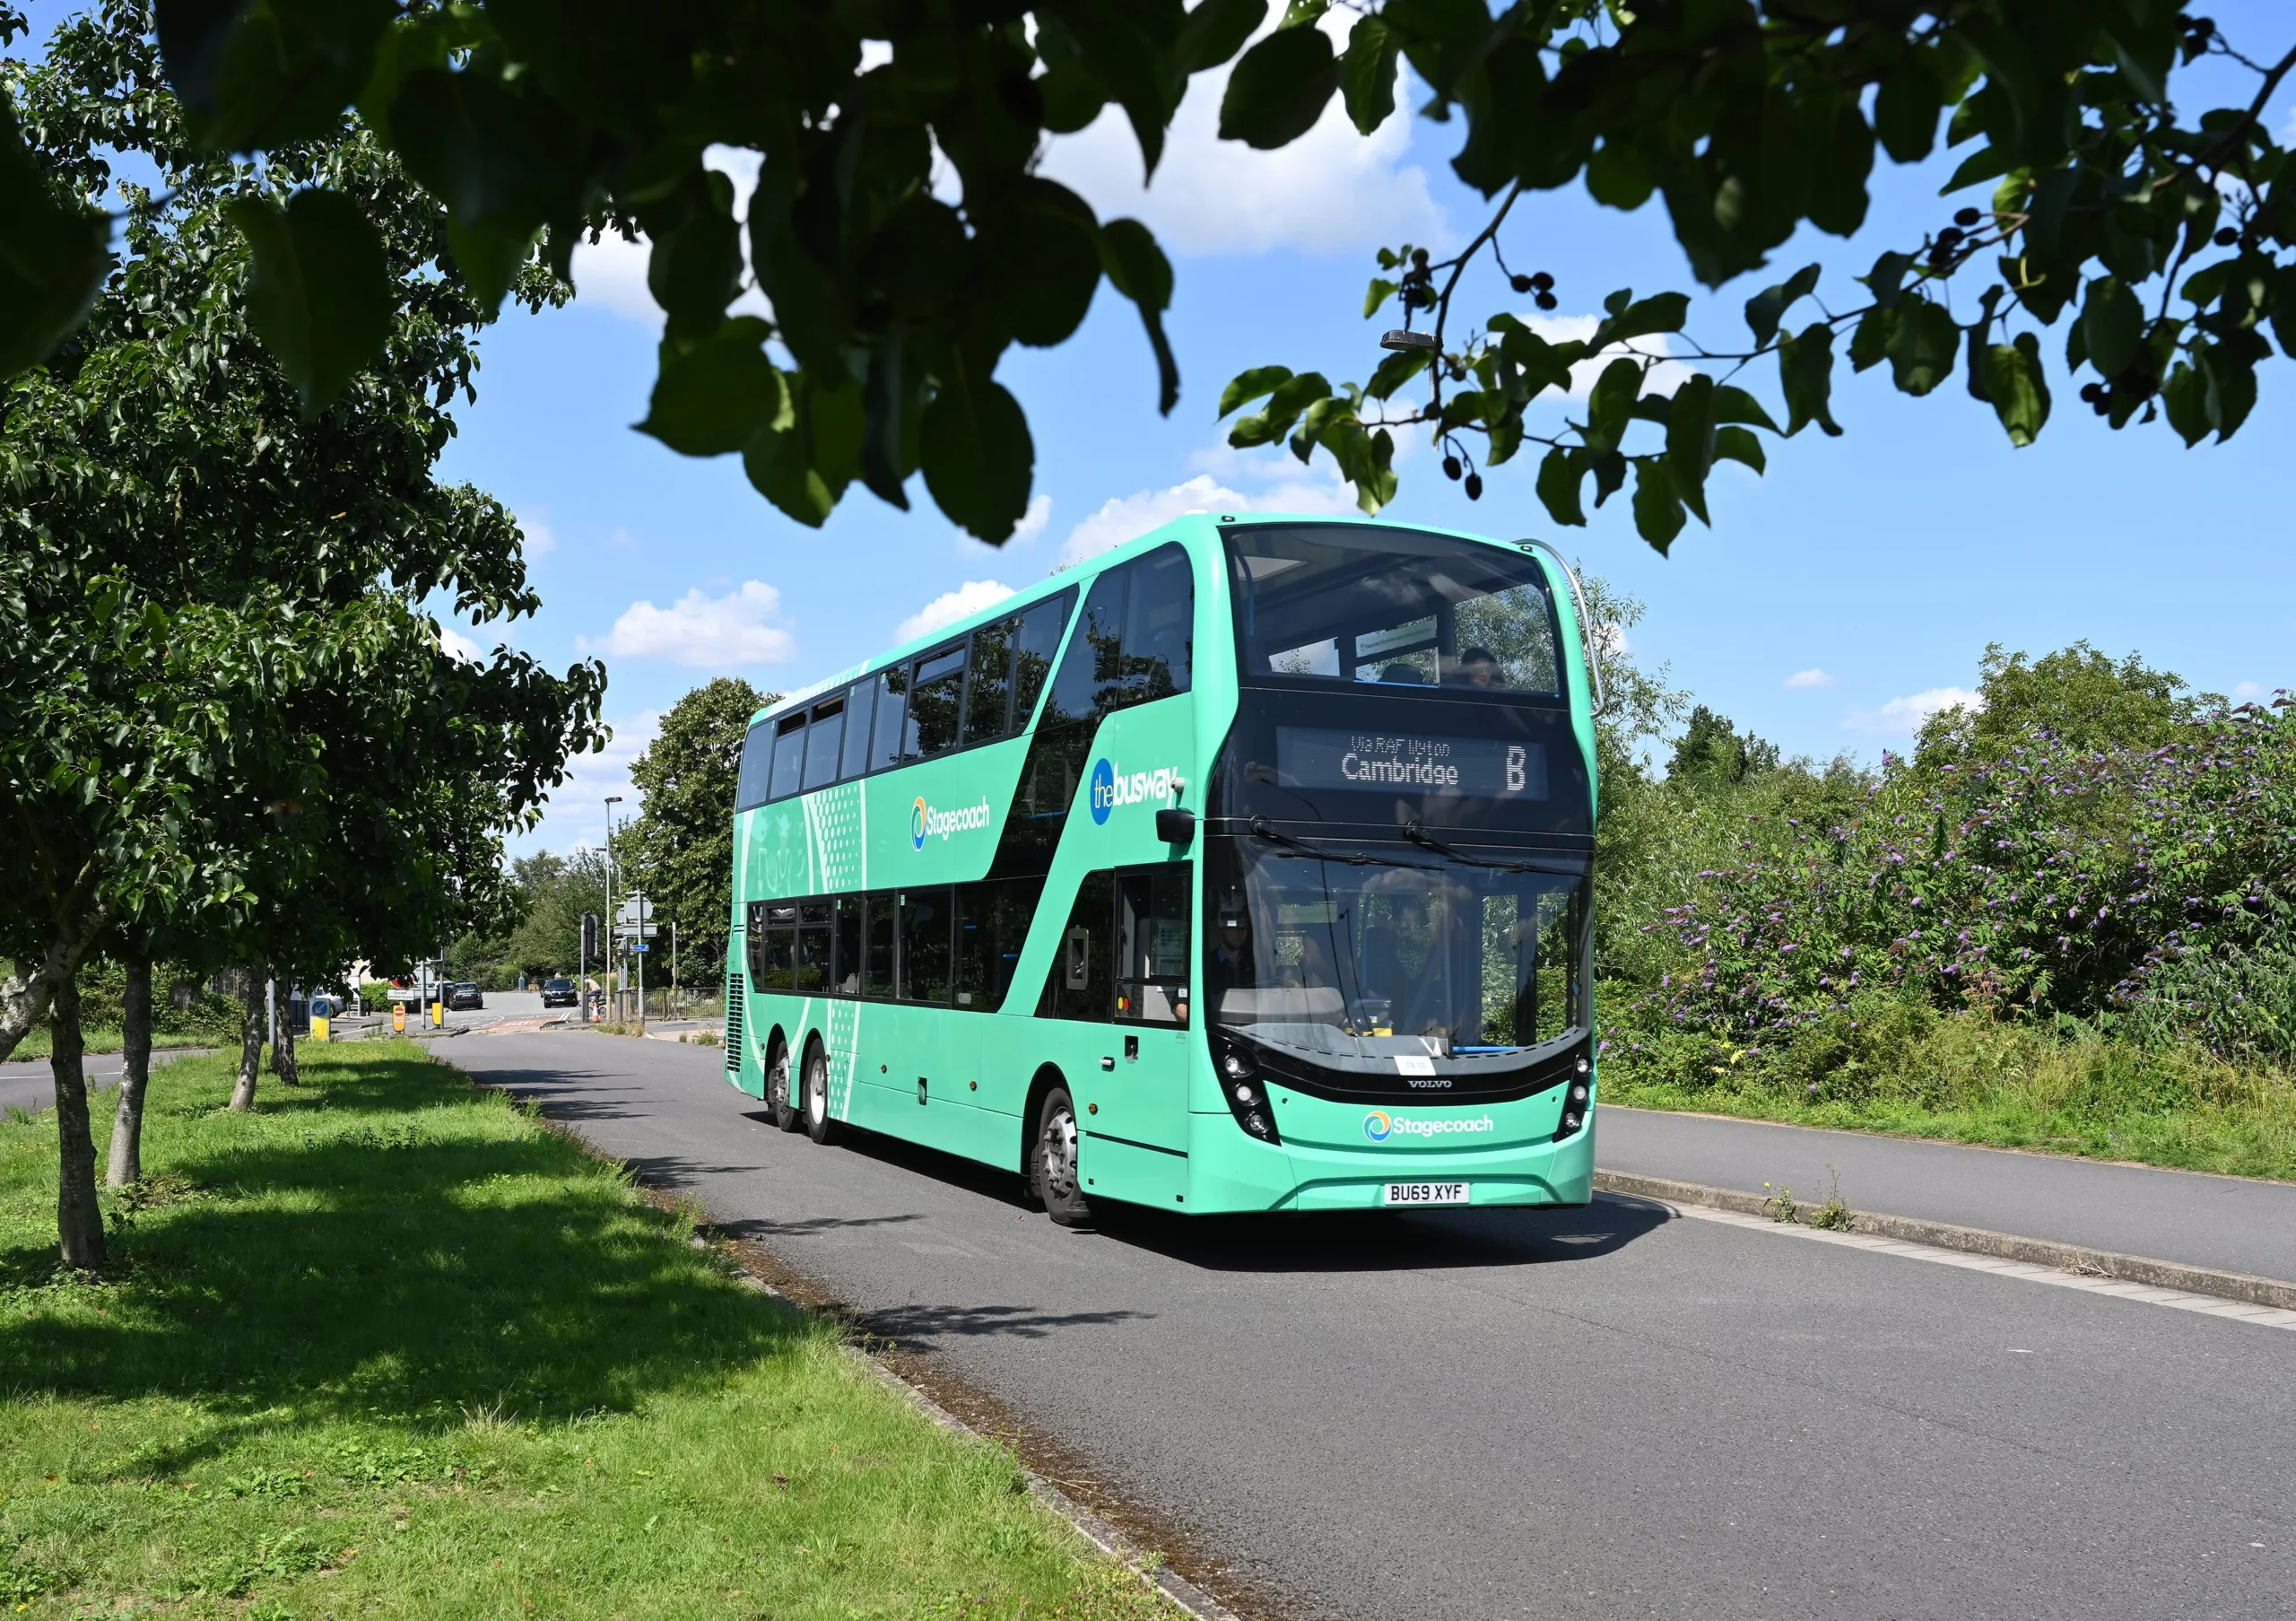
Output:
[{"xmin": 724, "ymin": 976, "xmax": 744, "ymax": 1071}]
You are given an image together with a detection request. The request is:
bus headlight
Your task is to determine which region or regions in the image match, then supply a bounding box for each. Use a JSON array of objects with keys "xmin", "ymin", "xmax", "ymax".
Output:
[
  {"xmin": 1554, "ymin": 1058, "xmax": 1591, "ymax": 1141},
  {"xmin": 1212, "ymin": 1035, "xmax": 1281, "ymax": 1146}
]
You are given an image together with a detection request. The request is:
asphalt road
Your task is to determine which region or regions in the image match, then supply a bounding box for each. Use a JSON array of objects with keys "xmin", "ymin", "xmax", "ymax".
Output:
[
  {"xmin": 1600, "ymin": 1104, "xmax": 2296, "ymax": 1284},
  {"xmin": 442, "ymin": 1031, "xmax": 2296, "ymax": 1621},
  {"xmin": 0, "ymin": 1048, "xmax": 210, "ymax": 1115}
]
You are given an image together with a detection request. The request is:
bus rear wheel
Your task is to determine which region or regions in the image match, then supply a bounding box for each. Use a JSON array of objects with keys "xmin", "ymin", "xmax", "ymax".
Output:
[
  {"xmin": 1031, "ymin": 1086, "xmax": 1091, "ymax": 1228},
  {"xmin": 802, "ymin": 1042, "xmax": 841, "ymax": 1146},
  {"xmin": 766, "ymin": 1043, "xmax": 801, "ymax": 1132}
]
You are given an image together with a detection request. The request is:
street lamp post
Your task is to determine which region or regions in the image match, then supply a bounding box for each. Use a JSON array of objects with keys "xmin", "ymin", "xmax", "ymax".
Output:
[{"xmin": 604, "ymin": 795, "xmax": 622, "ymax": 1022}]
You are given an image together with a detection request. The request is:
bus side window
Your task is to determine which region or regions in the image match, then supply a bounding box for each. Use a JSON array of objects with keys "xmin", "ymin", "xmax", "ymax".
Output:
[
  {"xmin": 964, "ymin": 619, "xmax": 1014, "ymax": 745},
  {"xmin": 840, "ymin": 680, "xmax": 877, "ymax": 780},
  {"xmin": 953, "ymin": 886, "xmax": 988, "ymax": 1007},
  {"xmin": 863, "ymin": 893, "xmax": 897, "ymax": 998},
  {"xmin": 803, "ymin": 696, "xmax": 846, "ymax": 792},
  {"xmin": 1122, "ymin": 545, "xmax": 1193, "ymax": 702},
  {"xmin": 900, "ymin": 889, "xmax": 952, "ymax": 1003},
  {"xmin": 909, "ymin": 644, "xmax": 967, "ymax": 757},
  {"xmin": 796, "ymin": 902, "xmax": 831, "ymax": 994},
  {"xmin": 759, "ymin": 902, "xmax": 797, "ymax": 991},
  {"xmin": 769, "ymin": 711, "xmax": 806, "ymax": 800},
  {"xmin": 832, "ymin": 895, "xmax": 864, "ymax": 995},
  {"xmin": 1010, "ymin": 589, "xmax": 1074, "ymax": 729},
  {"xmin": 735, "ymin": 721, "xmax": 773, "ymax": 810},
  {"xmin": 868, "ymin": 667, "xmax": 911, "ymax": 771},
  {"xmin": 1115, "ymin": 865, "xmax": 1191, "ymax": 1026},
  {"xmin": 744, "ymin": 900, "xmax": 769, "ymax": 981},
  {"xmin": 1041, "ymin": 870, "xmax": 1114, "ymax": 1021}
]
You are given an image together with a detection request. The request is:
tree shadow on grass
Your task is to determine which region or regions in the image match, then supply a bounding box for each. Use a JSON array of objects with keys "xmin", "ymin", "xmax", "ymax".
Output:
[{"xmin": 0, "ymin": 1049, "xmax": 808, "ymax": 1442}]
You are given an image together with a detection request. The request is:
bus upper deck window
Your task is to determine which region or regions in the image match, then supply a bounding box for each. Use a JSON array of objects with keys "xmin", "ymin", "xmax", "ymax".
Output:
[
  {"xmin": 868, "ymin": 667, "xmax": 910, "ymax": 771},
  {"xmin": 964, "ymin": 620, "xmax": 1015, "ymax": 745},
  {"xmin": 769, "ymin": 711, "xmax": 807, "ymax": 799},
  {"xmin": 1011, "ymin": 589, "xmax": 1074, "ymax": 728},
  {"xmin": 804, "ymin": 695, "xmax": 847, "ymax": 792},
  {"xmin": 909, "ymin": 644, "xmax": 967, "ymax": 757},
  {"xmin": 735, "ymin": 720, "xmax": 773, "ymax": 810},
  {"xmin": 1045, "ymin": 545, "xmax": 1194, "ymax": 727},
  {"xmin": 839, "ymin": 680, "xmax": 877, "ymax": 780}
]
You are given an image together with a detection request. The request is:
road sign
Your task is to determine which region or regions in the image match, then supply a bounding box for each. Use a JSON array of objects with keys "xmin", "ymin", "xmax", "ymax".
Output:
[
  {"xmin": 630, "ymin": 941, "xmax": 649, "ymax": 953},
  {"xmin": 615, "ymin": 924, "xmax": 658, "ymax": 939},
  {"xmin": 388, "ymin": 987, "xmax": 418, "ymax": 1002}
]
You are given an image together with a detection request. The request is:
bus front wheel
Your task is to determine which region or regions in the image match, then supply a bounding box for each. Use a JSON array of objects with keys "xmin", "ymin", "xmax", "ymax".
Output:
[
  {"xmin": 1031, "ymin": 1086, "xmax": 1092, "ymax": 1228},
  {"xmin": 767, "ymin": 1044, "xmax": 800, "ymax": 1133},
  {"xmin": 802, "ymin": 1042, "xmax": 841, "ymax": 1146}
]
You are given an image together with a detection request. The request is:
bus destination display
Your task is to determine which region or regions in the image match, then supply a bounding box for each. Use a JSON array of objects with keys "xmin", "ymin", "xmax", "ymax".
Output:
[{"xmin": 1275, "ymin": 727, "xmax": 1547, "ymax": 800}]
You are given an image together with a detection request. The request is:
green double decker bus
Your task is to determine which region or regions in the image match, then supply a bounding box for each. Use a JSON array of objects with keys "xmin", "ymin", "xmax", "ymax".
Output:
[{"xmin": 720, "ymin": 515, "xmax": 1602, "ymax": 1224}]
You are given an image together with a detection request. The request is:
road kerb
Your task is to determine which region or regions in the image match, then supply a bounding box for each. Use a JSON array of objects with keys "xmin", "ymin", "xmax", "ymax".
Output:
[{"xmin": 1594, "ymin": 1167, "xmax": 2296, "ymax": 1313}]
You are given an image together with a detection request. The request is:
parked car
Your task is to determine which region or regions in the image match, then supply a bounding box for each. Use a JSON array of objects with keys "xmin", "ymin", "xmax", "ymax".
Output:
[
  {"xmin": 540, "ymin": 977, "xmax": 578, "ymax": 1008},
  {"xmin": 444, "ymin": 981, "xmax": 484, "ymax": 1011}
]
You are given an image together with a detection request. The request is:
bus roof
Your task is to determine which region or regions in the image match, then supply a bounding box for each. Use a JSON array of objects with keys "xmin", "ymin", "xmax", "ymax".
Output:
[{"xmin": 744, "ymin": 511, "xmax": 1546, "ymax": 728}]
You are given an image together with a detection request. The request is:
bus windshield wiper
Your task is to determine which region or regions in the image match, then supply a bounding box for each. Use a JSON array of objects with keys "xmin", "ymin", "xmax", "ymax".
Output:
[
  {"xmin": 1246, "ymin": 815, "xmax": 1425, "ymax": 868},
  {"xmin": 1401, "ymin": 819, "xmax": 1560, "ymax": 875}
]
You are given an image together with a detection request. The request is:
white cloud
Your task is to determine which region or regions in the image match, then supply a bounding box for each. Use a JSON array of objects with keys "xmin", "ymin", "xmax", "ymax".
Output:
[
  {"xmin": 1520, "ymin": 313, "xmax": 1699, "ymax": 397},
  {"xmin": 1038, "ymin": 16, "xmax": 1445, "ymax": 257},
  {"xmin": 2234, "ymin": 679, "xmax": 2267, "ymax": 700},
  {"xmin": 583, "ymin": 580, "xmax": 798, "ymax": 667},
  {"xmin": 570, "ymin": 147, "xmax": 771, "ymax": 327},
  {"xmin": 897, "ymin": 580, "xmax": 1018, "ymax": 644},
  {"xmin": 1843, "ymin": 685, "xmax": 1980, "ymax": 736},
  {"xmin": 1058, "ymin": 469, "xmax": 1356, "ymax": 567},
  {"xmin": 511, "ymin": 709, "xmax": 665, "ymax": 856},
  {"xmin": 1012, "ymin": 493, "xmax": 1053, "ymax": 543},
  {"xmin": 437, "ymin": 623, "xmax": 483, "ymax": 664},
  {"xmin": 520, "ymin": 512, "xmax": 559, "ymax": 560},
  {"xmin": 1784, "ymin": 667, "xmax": 1835, "ymax": 690}
]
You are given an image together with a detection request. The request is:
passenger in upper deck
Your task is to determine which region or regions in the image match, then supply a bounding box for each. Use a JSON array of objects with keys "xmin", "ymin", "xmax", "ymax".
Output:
[{"xmin": 1449, "ymin": 647, "xmax": 1502, "ymax": 688}]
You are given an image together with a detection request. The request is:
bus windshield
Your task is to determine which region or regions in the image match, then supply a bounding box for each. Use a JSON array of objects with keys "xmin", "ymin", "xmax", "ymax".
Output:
[
  {"xmin": 1225, "ymin": 524, "xmax": 1561, "ymax": 694},
  {"xmin": 1205, "ymin": 840, "xmax": 1585, "ymax": 1062}
]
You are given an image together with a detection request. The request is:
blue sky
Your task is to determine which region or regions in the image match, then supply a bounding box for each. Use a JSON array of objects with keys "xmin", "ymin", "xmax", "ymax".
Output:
[{"xmin": 425, "ymin": 8, "xmax": 2296, "ymax": 856}]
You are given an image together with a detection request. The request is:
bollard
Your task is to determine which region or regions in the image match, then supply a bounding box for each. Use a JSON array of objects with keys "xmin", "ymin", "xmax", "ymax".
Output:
[
  {"xmin": 430, "ymin": 1000, "xmax": 443, "ymax": 1028},
  {"xmin": 393, "ymin": 1004, "xmax": 406, "ymax": 1033},
  {"xmin": 311, "ymin": 1015, "xmax": 329, "ymax": 1042}
]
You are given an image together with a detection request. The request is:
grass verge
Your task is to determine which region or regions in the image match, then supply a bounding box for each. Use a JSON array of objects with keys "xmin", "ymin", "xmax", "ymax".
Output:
[
  {"xmin": 0, "ymin": 1042, "xmax": 1172, "ymax": 1619},
  {"xmin": 1603, "ymin": 1007, "xmax": 2296, "ymax": 1181},
  {"xmin": 4, "ymin": 1028, "xmax": 218, "ymax": 1062}
]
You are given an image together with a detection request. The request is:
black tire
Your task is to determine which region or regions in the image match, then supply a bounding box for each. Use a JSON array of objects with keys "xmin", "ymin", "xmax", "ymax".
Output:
[
  {"xmin": 1031, "ymin": 1085, "xmax": 1092, "ymax": 1228},
  {"xmin": 766, "ymin": 1042, "xmax": 801, "ymax": 1132},
  {"xmin": 802, "ymin": 1041, "xmax": 841, "ymax": 1145}
]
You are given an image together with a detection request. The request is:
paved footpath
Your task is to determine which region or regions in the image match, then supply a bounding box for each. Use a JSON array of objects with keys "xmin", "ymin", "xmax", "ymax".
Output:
[
  {"xmin": 435, "ymin": 1030, "xmax": 2293, "ymax": 1621},
  {"xmin": 1599, "ymin": 1105, "xmax": 2296, "ymax": 1285}
]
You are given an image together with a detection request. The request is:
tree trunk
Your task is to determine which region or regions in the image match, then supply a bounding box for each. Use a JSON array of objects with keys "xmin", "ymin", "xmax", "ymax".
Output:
[
  {"xmin": 273, "ymin": 979, "xmax": 300, "ymax": 1086},
  {"xmin": 0, "ymin": 909, "xmax": 108, "ymax": 1066},
  {"xmin": 229, "ymin": 971, "xmax": 264, "ymax": 1111},
  {"xmin": 106, "ymin": 951, "xmax": 152, "ymax": 1187},
  {"xmin": 50, "ymin": 973, "xmax": 106, "ymax": 1270}
]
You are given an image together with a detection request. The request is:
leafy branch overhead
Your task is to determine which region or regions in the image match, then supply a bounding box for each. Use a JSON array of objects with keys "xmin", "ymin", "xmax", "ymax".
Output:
[
  {"xmin": 1218, "ymin": 5, "xmax": 2296, "ymax": 549},
  {"xmin": 4, "ymin": 3, "xmax": 2295, "ymax": 547}
]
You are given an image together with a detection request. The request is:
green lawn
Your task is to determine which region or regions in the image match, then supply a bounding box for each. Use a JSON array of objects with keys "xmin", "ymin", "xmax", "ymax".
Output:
[
  {"xmin": 0, "ymin": 1044, "xmax": 1170, "ymax": 1619},
  {"xmin": 4, "ymin": 1027, "xmax": 219, "ymax": 1062}
]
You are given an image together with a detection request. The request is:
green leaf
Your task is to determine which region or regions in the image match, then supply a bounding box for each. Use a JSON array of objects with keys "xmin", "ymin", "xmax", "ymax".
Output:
[
  {"xmin": 2161, "ymin": 358, "xmax": 2209, "ymax": 446},
  {"xmin": 1778, "ymin": 323, "xmax": 1843, "ymax": 438},
  {"xmin": 1219, "ymin": 26, "xmax": 1339, "ymax": 150},
  {"xmin": 1713, "ymin": 425, "xmax": 1767, "ymax": 474},
  {"xmin": 1585, "ymin": 140, "xmax": 1654, "ymax": 210},
  {"xmin": 1979, "ymin": 332, "xmax": 2049, "ymax": 447},
  {"xmin": 1941, "ymin": 143, "xmax": 2008, "ymax": 195},
  {"xmin": 1339, "ymin": 15, "xmax": 1402, "ymax": 135},
  {"xmin": 1583, "ymin": 357, "xmax": 1642, "ymax": 455},
  {"xmin": 1099, "ymin": 219, "xmax": 1179, "ymax": 414},
  {"xmin": 1886, "ymin": 298, "xmax": 1959, "ymax": 396},
  {"xmin": 1848, "ymin": 305, "xmax": 1894, "ymax": 372},
  {"xmin": 1220, "ymin": 364, "xmax": 1293, "ymax": 416},
  {"xmin": 995, "ymin": 183, "xmax": 1105, "ymax": 349},
  {"xmin": 226, "ymin": 189, "xmax": 394, "ymax": 416},
  {"xmin": 1038, "ymin": 61, "xmax": 1112, "ymax": 135},
  {"xmin": 1631, "ymin": 459, "xmax": 1686, "ymax": 553},
  {"xmin": 922, "ymin": 377, "xmax": 1036, "ymax": 542},
  {"xmin": 744, "ymin": 370, "xmax": 862, "ymax": 526},
  {"xmin": 1712, "ymin": 385, "xmax": 1779, "ymax": 431},
  {"xmin": 159, "ymin": 0, "xmax": 396, "ymax": 149},
  {"xmin": 1230, "ymin": 370, "xmax": 1331, "ymax": 446},
  {"xmin": 0, "ymin": 95, "xmax": 113, "ymax": 377},
  {"xmin": 1178, "ymin": 0, "xmax": 1270, "ymax": 72},
  {"xmin": 638, "ymin": 316, "xmax": 785, "ymax": 457},
  {"xmin": 1535, "ymin": 447, "xmax": 1587, "ymax": 527},
  {"xmin": 1364, "ymin": 348, "xmax": 1429, "ymax": 401},
  {"xmin": 1363, "ymin": 277, "xmax": 1399, "ymax": 318},
  {"xmin": 1743, "ymin": 264, "xmax": 1821, "ymax": 347},
  {"xmin": 2079, "ymin": 275, "xmax": 2144, "ymax": 379},
  {"xmin": 1874, "ymin": 54, "xmax": 1943, "ymax": 163},
  {"xmin": 1593, "ymin": 292, "xmax": 1689, "ymax": 348},
  {"xmin": 1664, "ymin": 373, "xmax": 1717, "ymax": 522},
  {"xmin": 648, "ymin": 170, "xmax": 744, "ymax": 342}
]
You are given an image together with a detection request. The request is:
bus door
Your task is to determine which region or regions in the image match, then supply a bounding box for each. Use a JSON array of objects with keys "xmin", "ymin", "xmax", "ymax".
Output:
[{"xmin": 1089, "ymin": 865, "xmax": 1194, "ymax": 1200}]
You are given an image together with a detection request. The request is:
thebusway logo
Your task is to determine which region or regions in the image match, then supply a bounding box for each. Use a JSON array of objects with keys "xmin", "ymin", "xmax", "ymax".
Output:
[
  {"xmin": 913, "ymin": 795, "xmax": 992, "ymax": 850},
  {"xmin": 1363, "ymin": 1111, "xmax": 1496, "ymax": 1142},
  {"xmin": 1088, "ymin": 757, "xmax": 1182, "ymax": 826}
]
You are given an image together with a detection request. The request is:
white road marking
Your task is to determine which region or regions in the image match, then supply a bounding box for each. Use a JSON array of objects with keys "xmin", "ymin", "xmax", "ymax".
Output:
[{"xmin": 1671, "ymin": 1201, "xmax": 2296, "ymax": 1332}]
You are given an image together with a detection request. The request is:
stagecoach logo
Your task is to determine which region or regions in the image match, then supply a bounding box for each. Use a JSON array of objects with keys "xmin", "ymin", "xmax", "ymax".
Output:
[
  {"xmin": 1363, "ymin": 1110, "xmax": 1497, "ymax": 1142},
  {"xmin": 1087, "ymin": 757, "xmax": 1182, "ymax": 826},
  {"xmin": 911, "ymin": 795, "xmax": 993, "ymax": 850}
]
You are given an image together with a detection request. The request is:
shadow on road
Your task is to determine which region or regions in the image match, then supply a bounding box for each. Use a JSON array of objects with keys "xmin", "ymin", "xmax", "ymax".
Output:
[
  {"xmin": 853, "ymin": 1301, "xmax": 1152, "ymax": 1342},
  {"xmin": 1092, "ymin": 1192, "xmax": 1676, "ymax": 1272}
]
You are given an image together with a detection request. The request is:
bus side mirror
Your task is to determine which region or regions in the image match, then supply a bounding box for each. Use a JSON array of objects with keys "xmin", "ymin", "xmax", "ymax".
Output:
[{"xmin": 1155, "ymin": 807, "xmax": 1196, "ymax": 845}]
